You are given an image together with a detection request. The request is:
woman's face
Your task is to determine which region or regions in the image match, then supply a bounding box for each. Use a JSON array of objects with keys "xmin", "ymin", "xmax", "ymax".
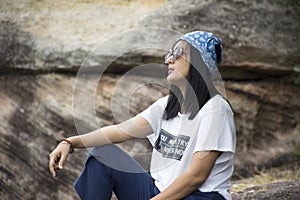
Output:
[{"xmin": 165, "ymin": 41, "xmax": 190, "ymax": 86}]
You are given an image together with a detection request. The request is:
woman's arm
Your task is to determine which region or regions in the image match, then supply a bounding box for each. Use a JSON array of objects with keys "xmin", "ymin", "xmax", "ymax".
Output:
[
  {"xmin": 67, "ymin": 115, "xmax": 153, "ymax": 148},
  {"xmin": 49, "ymin": 115, "xmax": 152, "ymax": 177},
  {"xmin": 150, "ymin": 151, "xmax": 220, "ymax": 200}
]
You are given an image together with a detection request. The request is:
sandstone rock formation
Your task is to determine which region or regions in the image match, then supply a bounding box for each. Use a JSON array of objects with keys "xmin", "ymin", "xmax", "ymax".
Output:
[
  {"xmin": 232, "ymin": 179, "xmax": 300, "ymax": 200},
  {"xmin": 1, "ymin": 0, "xmax": 299, "ymax": 71},
  {"xmin": 0, "ymin": 73, "xmax": 167, "ymax": 199},
  {"xmin": 0, "ymin": 0, "xmax": 300, "ymax": 199},
  {"xmin": 142, "ymin": 0, "xmax": 300, "ymax": 68},
  {"xmin": 0, "ymin": 0, "xmax": 168, "ymax": 71}
]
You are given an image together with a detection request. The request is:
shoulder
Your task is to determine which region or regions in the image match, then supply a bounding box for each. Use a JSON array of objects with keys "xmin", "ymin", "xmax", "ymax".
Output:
[
  {"xmin": 152, "ymin": 95, "xmax": 169, "ymax": 107},
  {"xmin": 199, "ymin": 95, "xmax": 233, "ymax": 116}
]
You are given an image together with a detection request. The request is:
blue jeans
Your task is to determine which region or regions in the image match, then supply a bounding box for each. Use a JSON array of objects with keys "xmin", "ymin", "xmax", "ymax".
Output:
[{"xmin": 74, "ymin": 145, "xmax": 225, "ymax": 200}]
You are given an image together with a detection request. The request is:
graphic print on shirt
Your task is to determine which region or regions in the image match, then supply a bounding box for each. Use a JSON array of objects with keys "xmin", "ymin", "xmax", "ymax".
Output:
[{"xmin": 154, "ymin": 129, "xmax": 191, "ymax": 161}]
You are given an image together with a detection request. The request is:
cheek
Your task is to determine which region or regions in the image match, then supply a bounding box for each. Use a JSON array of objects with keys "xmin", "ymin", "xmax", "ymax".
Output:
[{"xmin": 181, "ymin": 63, "xmax": 190, "ymax": 78}]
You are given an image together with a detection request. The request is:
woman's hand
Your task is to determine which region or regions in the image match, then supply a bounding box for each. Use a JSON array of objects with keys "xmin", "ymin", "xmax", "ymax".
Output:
[
  {"xmin": 48, "ymin": 141, "xmax": 71, "ymax": 177},
  {"xmin": 47, "ymin": 116, "xmax": 152, "ymax": 177}
]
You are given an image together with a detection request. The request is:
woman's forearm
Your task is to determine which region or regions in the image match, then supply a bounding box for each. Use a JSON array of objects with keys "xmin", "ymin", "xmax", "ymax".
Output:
[
  {"xmin": 49, "ymin": 123, "xmax": 137, "ymax": 177},
  {"xmin": 67, "ymin": 125, "xmax": 133, "ymax": 149},
  {"xmin": 151, "ymin": 151, "xmax": 219, "ymax": 200},
  {"xmin": 65, "ymin": 115, "xmax": 152, "ymax": 149},
  {"xmin": 151, "ymin": 170, "xmax": 204, "ymax": 200}
]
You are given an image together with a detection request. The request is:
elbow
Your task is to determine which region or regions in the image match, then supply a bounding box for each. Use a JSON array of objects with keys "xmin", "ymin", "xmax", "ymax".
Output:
[
  {"xmin": 114, "ymin": 124, "xmax": 135, "ymax": 142},
  {"xmin": 186, "ymin": 170, "xmax": 207, "ymax": 188},
  {"xmin": 193, "ymin": 176, "xmax": 206, "ymax": 187}
]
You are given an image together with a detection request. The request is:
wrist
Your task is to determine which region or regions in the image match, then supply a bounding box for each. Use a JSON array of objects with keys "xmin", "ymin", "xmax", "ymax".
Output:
[{"xmin": 58, "ymin": 138, "xmax": 74, "ymax": 153}]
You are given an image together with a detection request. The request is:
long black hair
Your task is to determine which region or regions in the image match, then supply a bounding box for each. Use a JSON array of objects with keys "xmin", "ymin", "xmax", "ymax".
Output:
[{"xmin": 163, "ymin": 43, "xmax": 222, "ymax": 120}]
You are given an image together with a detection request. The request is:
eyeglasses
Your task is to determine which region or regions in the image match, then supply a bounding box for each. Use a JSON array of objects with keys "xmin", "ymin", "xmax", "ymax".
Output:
[{"xmin": 164, "ymin": 46, "xmax": 184, "ymax": 64}]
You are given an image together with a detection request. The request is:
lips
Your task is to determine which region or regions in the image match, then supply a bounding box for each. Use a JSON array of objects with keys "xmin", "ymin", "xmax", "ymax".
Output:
[{"xmin": 168, "ymin": 68, "xmax": 174, "ymax": 75}]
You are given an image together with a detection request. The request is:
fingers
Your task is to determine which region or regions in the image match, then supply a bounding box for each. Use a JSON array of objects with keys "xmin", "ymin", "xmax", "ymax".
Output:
[
  {"xmin": 58, "ymin": 153, "xmax": 67, "ymax": 170},
  {"xmin": 49, "ymin": 145, "xmax": 70, "ymax": 177},
  {"xmin": 49, "ymin": 153, "xmax": 58, "ymax": 177}
]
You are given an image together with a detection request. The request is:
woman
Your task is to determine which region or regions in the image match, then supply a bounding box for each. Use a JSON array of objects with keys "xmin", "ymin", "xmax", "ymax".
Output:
[{"xmin": 49, "ymin": 31, "xmax": 236, "ymax": 200}]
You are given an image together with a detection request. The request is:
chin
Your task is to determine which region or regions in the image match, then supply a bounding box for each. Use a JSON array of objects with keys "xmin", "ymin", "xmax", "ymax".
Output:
[
  {"xmin": 167, "ymin": 74, "xmax": 182, "ymax": 86},
  {"xmin": 167, "ymin": 74, "xmax": 175, "ymax": 84}
]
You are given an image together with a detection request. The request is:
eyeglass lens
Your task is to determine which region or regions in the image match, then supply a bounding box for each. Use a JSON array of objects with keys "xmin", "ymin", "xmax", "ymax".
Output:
[{"xmin": 164, "ymin": 46, "xmax": 183, "ymax": 63}]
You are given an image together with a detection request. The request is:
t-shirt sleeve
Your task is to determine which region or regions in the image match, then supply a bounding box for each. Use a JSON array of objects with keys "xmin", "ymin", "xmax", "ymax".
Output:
[
  {"xmin": 137, "ymin": 96, "xmax": 168, "ymax": 145},
  {"xmin": 194, "ymin": 98, "xmax": 236, "ymax": 153}
]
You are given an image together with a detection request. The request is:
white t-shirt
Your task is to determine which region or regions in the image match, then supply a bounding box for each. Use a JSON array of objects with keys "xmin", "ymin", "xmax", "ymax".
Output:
[{"xmin": 138, "ymin": 95, "xmax": 236, "ymax": 200}]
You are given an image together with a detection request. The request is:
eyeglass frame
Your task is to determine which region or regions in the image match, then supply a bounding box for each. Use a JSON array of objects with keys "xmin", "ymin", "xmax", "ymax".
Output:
[{"xmin": 164, "ymin": 45, "xmax": 186, "ymax": 64}]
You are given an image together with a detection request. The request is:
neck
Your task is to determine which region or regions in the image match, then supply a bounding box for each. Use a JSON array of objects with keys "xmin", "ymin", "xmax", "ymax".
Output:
[
  {"xmin": 178, "ymin": 82, "xmax": 187, "ymax": 114},
  {"xmin": 177, "ymin": 81, "xmax": 186, "ymax": 99}
]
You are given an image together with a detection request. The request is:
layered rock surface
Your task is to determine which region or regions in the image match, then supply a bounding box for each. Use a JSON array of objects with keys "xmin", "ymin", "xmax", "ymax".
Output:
[
  {"xmin": 1, "ymin": 0, "xmax": 299, "ymax": 71},
  {"xmin": 232, "ymin": 178, "xmax": 300, "ymax": 200},
  {"xmin": 0, "ymin": 0, "xmax": 300, "ymax": 199},
  {"xmin": 0, "ymin": 73, "xmax": 168, "ymax": 199}
]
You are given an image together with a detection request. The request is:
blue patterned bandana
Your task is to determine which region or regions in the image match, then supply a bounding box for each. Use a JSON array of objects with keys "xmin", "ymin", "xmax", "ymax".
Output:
[{"xmin": 178, "ymin": 31, "xmax": 222, "ymax": 75}]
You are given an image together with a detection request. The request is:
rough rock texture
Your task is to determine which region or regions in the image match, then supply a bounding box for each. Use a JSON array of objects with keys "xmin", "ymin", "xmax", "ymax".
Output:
[
  {"xmin": 0, "ymin": 73, "xmax": 168, "ymax": 200},
  {"xmin": 232, "ymin": 179, "xmax": 300, "ymax": 200},
  {"xmin": 1, "ymin": 0, "xmax": 299, "ymax": 71},
  {"xmin": 226, "ymin": 76, "xmax": 300, "ymax": 178},
  {"xmin": 0, "ymin": 68, "xmax": 299, "ymax": 199},
  {"xmin": 1, "ymin": 0, "xmax": 300, "ymax": 199},
  {"xmin": 142, "ymin": 0, "xmax": 300, "ymax": 68},
  {"xmin": 0, "ymin": 0, "xmax": 167, "ymax": 71}
]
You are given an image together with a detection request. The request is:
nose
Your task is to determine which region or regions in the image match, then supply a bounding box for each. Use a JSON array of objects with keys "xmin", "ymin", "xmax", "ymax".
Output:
[{"xmin": 165, "ymin": 55, "xmax": 174, "ymax": 64}]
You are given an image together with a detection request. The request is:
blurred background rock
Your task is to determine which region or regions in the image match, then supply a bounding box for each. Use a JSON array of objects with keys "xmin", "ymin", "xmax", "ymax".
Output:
[{"xmin": 0, "ymin": 0, "xmax": 299, "ymax": 199}]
